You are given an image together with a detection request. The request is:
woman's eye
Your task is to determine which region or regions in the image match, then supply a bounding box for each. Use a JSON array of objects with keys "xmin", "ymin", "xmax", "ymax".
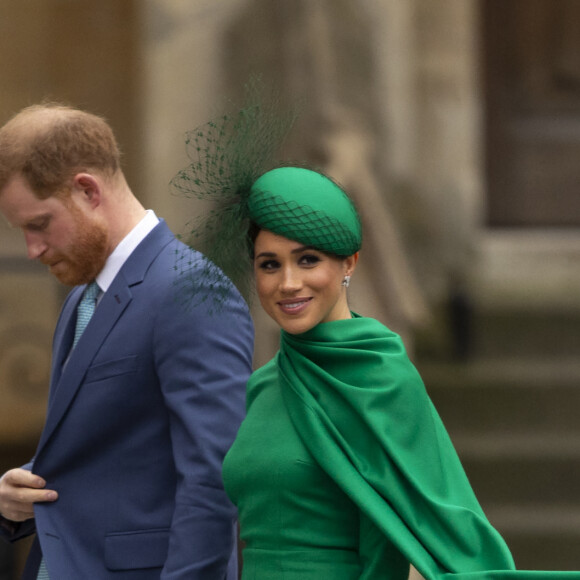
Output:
[
  {"xmin": 300, "ymin": 254, "xmax": 321, "ymax": 266},
  {"xmin": 258, "ymin": 259, "xmax": 279, "ymax": 271}
]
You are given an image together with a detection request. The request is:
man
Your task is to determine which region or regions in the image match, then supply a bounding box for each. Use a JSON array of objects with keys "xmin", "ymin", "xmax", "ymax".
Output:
[{"xmin": 0, "ymin": 104, "xmax": 254, "ymax": 579}]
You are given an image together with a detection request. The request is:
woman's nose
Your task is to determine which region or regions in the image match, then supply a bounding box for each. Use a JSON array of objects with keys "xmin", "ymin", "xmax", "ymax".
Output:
[{"xmin": 280, "ymin": 267, "xmax": 302, "ymax": 292}]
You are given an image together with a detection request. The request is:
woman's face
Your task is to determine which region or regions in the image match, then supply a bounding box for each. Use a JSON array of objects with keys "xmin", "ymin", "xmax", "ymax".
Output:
[{"xmin": 254, "ymin": 229, "xmax": 358, "ymax": 335}]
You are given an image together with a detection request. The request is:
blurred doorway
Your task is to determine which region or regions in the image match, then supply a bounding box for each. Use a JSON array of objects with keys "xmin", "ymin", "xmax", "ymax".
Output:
[{"xmin": 483, "ymin": 0, "xmax": 580, "ymax": 227}]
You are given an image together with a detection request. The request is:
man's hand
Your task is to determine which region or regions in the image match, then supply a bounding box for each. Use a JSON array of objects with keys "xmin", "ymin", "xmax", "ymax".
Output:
[{"xmin": 0, "ymin": 468, "xmax": 58, "ymax": 522}]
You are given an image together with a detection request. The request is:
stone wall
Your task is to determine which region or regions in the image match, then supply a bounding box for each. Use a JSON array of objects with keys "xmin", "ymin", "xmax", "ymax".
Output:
[
  {"xmin": 0, "ymin": 0, "xmax": 143, "ymax": 452},
  {"xmin": 0, "ymin": 0, "xmax": 490, "ymax": 442}
]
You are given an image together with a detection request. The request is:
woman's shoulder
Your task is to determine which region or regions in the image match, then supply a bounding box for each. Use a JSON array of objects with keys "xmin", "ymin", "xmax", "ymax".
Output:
[
  {"xmin": 246, "ymin": 355, "xmax": 279, "ymax": 406},
  {"xmin": 250, "ymin": 356, "xmax": 278, "ymax": 382}
]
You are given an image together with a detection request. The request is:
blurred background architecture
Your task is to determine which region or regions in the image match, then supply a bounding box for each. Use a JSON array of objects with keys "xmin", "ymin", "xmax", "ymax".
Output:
[{"xmin": 0, "ymin": 0, "xmax": 579, "ymax": 577}]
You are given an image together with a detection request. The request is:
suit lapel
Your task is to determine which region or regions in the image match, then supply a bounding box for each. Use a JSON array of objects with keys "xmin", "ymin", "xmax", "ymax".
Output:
[
  {"xmin": 37, "ymin": 279, "xmax": 133, "ymax": 453},
  {"xmin": 36, "ymin": 221, "xmax": 175, "ymax": 455}
]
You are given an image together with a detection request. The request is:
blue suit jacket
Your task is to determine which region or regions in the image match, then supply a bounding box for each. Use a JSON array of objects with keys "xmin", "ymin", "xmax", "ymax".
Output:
[{"xmin": 11, "ymin": 221, "xmax": 254, "ymax": 579}]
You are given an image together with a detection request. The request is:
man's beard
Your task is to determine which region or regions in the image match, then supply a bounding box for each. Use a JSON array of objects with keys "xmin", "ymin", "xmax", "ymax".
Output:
[{"xmin": 45, "ymin": 212, "xmax": 109, "ymax": 286}]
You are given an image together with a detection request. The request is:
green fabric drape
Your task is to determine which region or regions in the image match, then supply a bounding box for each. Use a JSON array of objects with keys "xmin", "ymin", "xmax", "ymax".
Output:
[{"xmin": 278, "ymin": 314, "xmax": 579, "ymax": 579}]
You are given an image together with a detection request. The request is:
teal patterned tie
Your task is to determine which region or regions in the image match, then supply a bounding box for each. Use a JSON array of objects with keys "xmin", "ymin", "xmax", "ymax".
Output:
[
  {"xmin": 72, "ymin": 281, "xmax": 100, "ymax": 348},
  {"xmin": 37, "ymin": 282, "xmax": 100, "ymax": 579},
  {"xmin": 36, "ymin": 559, "xmax": 50, "ymax": 580}
]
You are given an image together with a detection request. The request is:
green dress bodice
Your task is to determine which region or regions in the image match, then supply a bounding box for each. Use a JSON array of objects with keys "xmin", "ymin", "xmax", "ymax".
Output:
[{"xmin": 223, "ymin": 359, "xmax": 367, "ymax": 579}]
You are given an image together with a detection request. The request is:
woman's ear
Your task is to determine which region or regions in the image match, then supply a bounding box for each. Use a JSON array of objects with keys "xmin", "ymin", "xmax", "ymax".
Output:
[
  {"xmin": 344, "ymin": 251, "xmax": 359, "ymax": 277},
  {"xmin": 71, "ymin": 172, "xmax": 102, "ymax": 209}
]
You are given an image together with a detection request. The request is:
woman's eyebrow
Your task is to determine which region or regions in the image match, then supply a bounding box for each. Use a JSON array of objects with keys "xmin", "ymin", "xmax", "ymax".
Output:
[
  {"xmin": 291, "ymin": 245, "xmax": 314, "ymax": 254},
  {"xmin": 255, "ymin": 245, "xmax": 314, "ymax": 259},
  {"xmin": 255, "ymin": 251, "xmax": 277, "ymax": 259}
]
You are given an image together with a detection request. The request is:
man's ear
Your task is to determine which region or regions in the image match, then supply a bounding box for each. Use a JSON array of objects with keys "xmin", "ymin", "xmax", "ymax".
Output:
[{"xmin": 71, "ymin": 172, "xmax": 101, "ymax": 209}]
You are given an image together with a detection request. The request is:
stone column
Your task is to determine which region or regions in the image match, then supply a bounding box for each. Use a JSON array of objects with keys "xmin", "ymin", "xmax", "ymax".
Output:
[{"xmin": 412, "ymin": 0, "xmax": 483, "ymax": 304}]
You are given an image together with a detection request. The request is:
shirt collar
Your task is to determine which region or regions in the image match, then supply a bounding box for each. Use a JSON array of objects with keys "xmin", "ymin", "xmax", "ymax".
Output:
[{"xmin": 95, "ymin": 210, "xmax": 159, "ymax": 292}]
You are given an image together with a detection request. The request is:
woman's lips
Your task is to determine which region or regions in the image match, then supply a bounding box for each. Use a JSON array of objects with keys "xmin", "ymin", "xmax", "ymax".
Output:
[{"xmin": 278, "ymin": 297, "xmax": 312, "ymax": 315}]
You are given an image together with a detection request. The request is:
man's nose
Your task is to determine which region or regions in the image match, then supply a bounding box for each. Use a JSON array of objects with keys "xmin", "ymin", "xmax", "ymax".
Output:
[{"xmin": 24, "ymin": 233, "xmax": 47, "ymax": 260}]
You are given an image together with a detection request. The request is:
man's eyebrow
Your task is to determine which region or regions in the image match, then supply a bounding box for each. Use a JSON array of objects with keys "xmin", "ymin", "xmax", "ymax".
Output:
[{"xmin": 20, "ymin": 213, "xmax": 52, "ymax": 229}]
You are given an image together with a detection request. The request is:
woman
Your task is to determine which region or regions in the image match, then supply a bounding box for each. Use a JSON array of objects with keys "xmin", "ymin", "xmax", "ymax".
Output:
[
  {"xmin": 219, "ymin": 167, "xmax": 580, "ymax": 580},
  {"xmin": 173, "ymin": 100, "xmax": 580, "ymax": 579},
  {"xmin": 221, "ymin": 166, "xmax": 510, "ymax": 579}
]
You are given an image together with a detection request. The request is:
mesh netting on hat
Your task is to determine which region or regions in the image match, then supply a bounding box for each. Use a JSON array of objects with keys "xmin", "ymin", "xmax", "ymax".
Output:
[
  {"xmin": 249, "ymin": 192, "xmax": 361, "ymax": 256},
  {"xmin": 170, "ymin": 79, "xmax": 297, "ymax": 308}
]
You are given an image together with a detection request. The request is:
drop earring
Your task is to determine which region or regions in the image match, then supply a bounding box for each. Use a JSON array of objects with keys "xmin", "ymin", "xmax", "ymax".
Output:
[{"xmin": 341, "ymin": 275, "xmax": 351, "ymax": 288}]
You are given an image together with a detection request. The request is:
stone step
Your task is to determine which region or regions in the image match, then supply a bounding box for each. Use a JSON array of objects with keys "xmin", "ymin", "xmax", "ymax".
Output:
[
  {"xmin": 455, "ymin": 434, "xmax": 580, "ymax": 506},
  {"xmin": 415, "ymin": 307, "xmax": 580, "ymax": 361},
  {"xmin": 475, "ymin": 310, "xmax": 580, "ymax": 358},
  {"xmin": 484, "ymin": 505, "xmax": 580, "ymax": 570},
  {"xmin": 416, "ymin": 353, "xmax": 580, "ymax": 571},
  {"xmin": 419, "ymin": 357, "xmax": 580, "ymax": 435}
]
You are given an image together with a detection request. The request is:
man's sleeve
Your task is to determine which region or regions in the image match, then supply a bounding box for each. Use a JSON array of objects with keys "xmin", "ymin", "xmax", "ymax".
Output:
[{"xmin": 154, "ymin": 273, "xmax": 254, "ymax": 579}]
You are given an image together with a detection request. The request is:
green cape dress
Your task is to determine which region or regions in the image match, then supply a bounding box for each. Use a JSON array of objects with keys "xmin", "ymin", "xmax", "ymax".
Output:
[{"xmin": 223, "ymin": 314, "xmax": 580, "ymax": 579}]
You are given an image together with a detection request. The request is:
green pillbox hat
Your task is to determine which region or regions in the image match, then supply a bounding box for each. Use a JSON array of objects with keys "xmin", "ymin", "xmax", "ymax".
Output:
[{"xmin": 248, "ymin": 167, "xmax": 362, "ymax": 256}]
